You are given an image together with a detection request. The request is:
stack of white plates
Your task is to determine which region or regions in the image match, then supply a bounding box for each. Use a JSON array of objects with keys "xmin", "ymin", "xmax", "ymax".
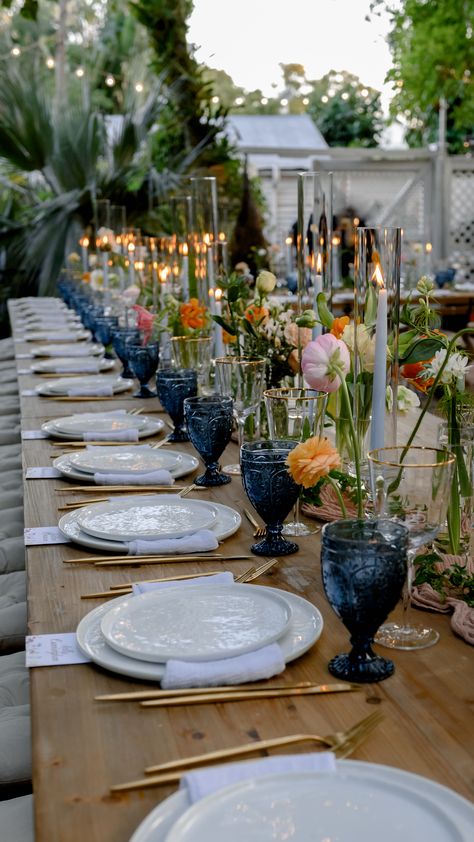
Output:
[
  {"xmin": 32, "ymin": 343, "xmax": 104, "ymax": 357},
  {"xmin": 128, "ymin": 761, "xmax": 474, "ymax": 842},
  {"xmin": 22, "ymin": 329, "xmax": 91, "ymax": 342},
  {"xmin": 36, "ymin": 374, "xmax": 133, "ymax": 396},
  {"xmin": 53, "ymin": 444, "xmax": 198, "ymax": 483},
  {"xmin": 76, "ymin": 579, "xmax": 323, "ymax": 682},
  {"xmin": 31, "ymin": 357, "xmax": 115, "ymax": 374},
  {"xmin": 42, "ymin": 412, "xmax": 165, "ymax": 441}
]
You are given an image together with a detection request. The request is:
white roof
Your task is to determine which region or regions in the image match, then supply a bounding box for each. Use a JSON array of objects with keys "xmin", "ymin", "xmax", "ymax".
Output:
[{"xmin": 226, "ymin": 114, "xmax": 328, "ymax": 154}]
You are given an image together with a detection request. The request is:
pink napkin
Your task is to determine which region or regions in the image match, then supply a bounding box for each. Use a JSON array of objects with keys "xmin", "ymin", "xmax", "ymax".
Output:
[
  {"xmin": 411, "ymin": 553, "xmax": 474, "ymax": 646},
  {"xmin": 302, "ymin": 483, "xmax": 357, "ymax": 522}
]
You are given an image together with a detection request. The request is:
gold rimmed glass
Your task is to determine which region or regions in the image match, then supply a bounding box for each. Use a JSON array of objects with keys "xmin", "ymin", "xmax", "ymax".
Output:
[
  {"xmin": 215, "ymin": 356, "xmax": 266, "ymax": 475},
  {"xmin": 264, "ymin": 387, "xmax": 328, "ymax": 536},
  {"xmin": 368, "ymin": 446, "xmax": 455, "ymax": 650}
]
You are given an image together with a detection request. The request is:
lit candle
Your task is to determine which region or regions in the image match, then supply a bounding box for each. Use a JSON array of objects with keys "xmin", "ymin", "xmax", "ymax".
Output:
[
  {"xmin": 370, "ymin": 264, "xmax": 388, "ymax": 451},
  {"xmin": 204, "ymin": 234, "xmax": 215, "ymax": 291},
  {"xmin": 127, "ymin": 242, "xmax": 135, "ymax": 286},
  {"xmin": 214, "ymin": 287, "xmax": 225, "ymax": 358},
  {"xmin": 425, "ymin": 242, "xmax": 433, "ymax": 277},
  {"xmin": 181, "ymin": 243, "xmax": 189, "ymax": 301},
  {"xmin": 312, "ymin": 252, "xmax": 323, "ymax": 340},
  {"xmin": 79, "ymin": 236, "xmax": 89, "ymax": 273},
  {"xmin": 285, "ymin": 236, "xmax": 293, "ymax": 276},
  {"xmin": 332, "ymin": 235, "xmax": 341, "ymax": 287}
]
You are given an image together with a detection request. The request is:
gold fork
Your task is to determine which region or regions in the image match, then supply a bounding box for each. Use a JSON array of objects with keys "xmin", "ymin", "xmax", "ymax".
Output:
[
  {"xmin": 244, "ymin": 508, "xmax": 266, "ymax": 538},
  {"xmin": 110, "ymin": 712, "xmax": 382, "ymax": 792}
]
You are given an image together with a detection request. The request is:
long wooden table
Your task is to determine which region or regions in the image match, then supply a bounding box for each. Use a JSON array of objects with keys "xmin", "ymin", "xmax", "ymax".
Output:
[{"xmin": 8, "ymin": 303, "xmax": 474, "ymax": 841}]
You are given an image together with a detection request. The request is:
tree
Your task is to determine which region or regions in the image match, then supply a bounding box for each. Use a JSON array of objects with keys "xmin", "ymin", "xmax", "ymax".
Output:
[
  {"xmin": 372, "ymin": 0, "xmax": 474, "ymax": 153},
  {"xmin": 307, "ymin": 70, "xmax": 384, "ymax": 147}
]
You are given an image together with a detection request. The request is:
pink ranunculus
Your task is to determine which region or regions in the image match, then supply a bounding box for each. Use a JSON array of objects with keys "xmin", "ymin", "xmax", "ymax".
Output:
[
  {"xmin": 132, "ymin": 304, "xmax": 154, "ymax": 344},
  {"xmin": 302, "ymin": 333, "xmax": 350, "ymax": 393}
]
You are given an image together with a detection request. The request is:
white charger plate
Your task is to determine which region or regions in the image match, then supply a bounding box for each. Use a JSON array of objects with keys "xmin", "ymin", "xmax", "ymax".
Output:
[
  {"xmin": 68, "ymin": 448, "xmax": 182, "ymax": 475},
  {"xmin": 32, "ymin": 343, "xmax": 104, "ymax": 357},
  {"xmin": 42, "ymin": 416, "xmax": 165, "ymax": 442},
  {"xmin": 51, "ymin": 412, "xmax": 149, "ymax": 435},
  {"xmin": 59, "ymin": 500, "xmax": 240, "ymax": 551},
  {"xmin": 37, "ymin": 376, "xmax": 133, "ymax": 397},
  {"xmin": 100, "ymin": 583, "xmax": 293, "ymax": 663},
  {"xmin": 53, "ymin": 449, "xmax": 197, "ymax": 482},
  {"xmin": 76, "ymin": 586, "xmax": 323, "ymax": 682},
  {"xmin": 129, "ymin": 762, "xmax": 473, "ymax": 842},
  {"xmin": 24, "ymin": 330, "xmax": 90, "ymax": 342},
  {"xmin": 77, "ymin": 495, "xmax": 219, "ymax": 542},
  {"xmin": 31, "ymin": 357, "xmax": 114, "ymax": 374}
]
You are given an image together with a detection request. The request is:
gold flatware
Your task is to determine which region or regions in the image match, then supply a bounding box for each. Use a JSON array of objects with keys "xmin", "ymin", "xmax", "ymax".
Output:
[
  {"xmin": 140, "ymin": 682, "xmax": 359, "ymax": 708},
  {"xmin": 58, "ymin": 487, "xmax": 198, "ymax": 508},
  {"xmin": 94, "ymin": 554, "xmax": 251, "ymax": 568},
  {"xmin": 63, "ymin": 553, "xmax": 249, "ymax": 564},
  {"xmin": 51, "ymin": 439, "xmax": 164, "ymax": 448},
  {"xmin": 110, "ymin": 712, "xmax": 380, "ymax": 792},
  {"xmin": 97, "ymin": 680, "xmax": 315, "ymax": 702},
  {"xmin": 81, "ymin": 570, "xmax": 228, "ymax": 599},
  {"xmin": 142, "ymin": 711, "xmax": 383, "ymax": 775},
  {"xmin": 243, "ymin": 557, "xmax": 278, "ymax": 580},
  {"xmin": 54, "ymin": 485, "xmax": 182, "ymax": 493},
  {"xmin": 244, "ymin": 508, "xmax": 266, "ymax": 538}
]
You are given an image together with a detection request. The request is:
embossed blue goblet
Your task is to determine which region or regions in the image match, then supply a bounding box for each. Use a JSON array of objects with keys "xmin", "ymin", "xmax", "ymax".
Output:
[
  {"xmin": 111, "ymin": 327, "xmax": 141, "ymax": 379},
  {"xmin": 156, "ymin": 368, "xmax": 197, "ymax": 442},
  {"xmin": 321, "ymin": 519, "xmax": 408, "ymax": 683},
  {"xmin": 94, "ymin": 316, "xmax": 119, "ymax": 358},
  {"xmin": 241, "ymin": 440, "xmax": 301, "ymax": 556},
  {"xmin": 128, "ymin": 341, "xmax": 160, "ymax": 398},
  {"xmin": 184, "ymin": 396, "xmax": 233, "ymax": 486}
]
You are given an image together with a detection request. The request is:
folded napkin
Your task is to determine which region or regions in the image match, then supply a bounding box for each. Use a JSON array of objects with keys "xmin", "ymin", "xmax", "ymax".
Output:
[
  {"xmin": 83, "ymin": 428, "xmax": 139, "ymax": 442},
  {"xmin": 411, "ymin": 553, "xmax": 474, "ymax": 646},
  {"xmin": 53, "ymin": 346, "xmax": 102, "ymax": 357},
  {"xmin": 93, "ymin": 468, "xmax": 173, "ymax": 485},
  {"xmin": 127, "ymin": 528, "xmax": 219, "ymax": 557},
  {"xmin": 55, "ymin": 363, "xmax": 102, "ymax": 373},
  {"xmin": 132, "ymin": 571, "xmax": 234, "ymax": 595},
  {"xmin": 182, "ymin": 752, "xmax": 336, "ymax": 804},
  {"xmin": 67, "ymin": 386, "xmax": 114, "ymax": 397}
]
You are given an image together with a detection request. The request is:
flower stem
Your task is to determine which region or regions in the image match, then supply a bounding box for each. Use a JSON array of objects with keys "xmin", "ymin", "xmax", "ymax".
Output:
[
  {"xmin": 326, "ymin": 474, "xmax": 348, "ymax": 518},
  {"xmin": 338, "ymin": 375, "xmax": 363, "ymax": 518}
]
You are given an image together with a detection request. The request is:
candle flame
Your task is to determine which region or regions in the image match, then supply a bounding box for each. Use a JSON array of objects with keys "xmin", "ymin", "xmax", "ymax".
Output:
[
  {"xmin": 128, "ymin": 242, "xmax": 135, "ymax": 253},
  {"xmin": 215, "ymin": 287, "xmax": 223, "ymax": 302},
  {"xmin": 208, "ymin": 287, "xmax": 215, "ymax": 299},
  {"xmin": 80, "ymin": 236, "xmax": 89, "ymax": 248},
  {"xmin": 332, "ymin": 235, "xmax": 340, "ymax": 247},
  {"xmin": 203, "ymin": 233, "xmax": 211, "ymax": 246},
  {"xmin": 159, "ymin": 267, "xmax": 169, "ymax": 283},
  {"xmin": 371, "ymin": 263, "xmax": 385, "ymax": 289},
  {"xmin": 218, "ymin": 231, "xmax": 226, "ymax": 242},
  {"xmin": 182, "ymin": 242, "xmax": 188, "ymax": 256},
  {"xmin": 316, "ymin": 253, "xmax": 323, "ymax": 274},
  {"xmin": 425, "ymin": 242, "xmax": 432, "ymax": 253},
  {"xmin": 285, "ymin": 236, "xmax": 292, "ymax": 245}
]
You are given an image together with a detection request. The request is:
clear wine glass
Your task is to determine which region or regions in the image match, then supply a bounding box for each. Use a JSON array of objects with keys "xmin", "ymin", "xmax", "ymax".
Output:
[
  {"xmin": 215, "ymin": 356, "xmax": 266, "ymax": 475},
  {"xmin": 264, "ymin": 387, "xmax": 327, "ymax": 536},
  {"xmin": 368, "ymin": 446, "xmax": 455, "ymax": 650}
]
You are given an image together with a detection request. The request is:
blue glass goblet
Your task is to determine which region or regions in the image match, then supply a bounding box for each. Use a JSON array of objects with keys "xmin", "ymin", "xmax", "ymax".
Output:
[
  {"xmin": 241, "ymin": 440, "xmax": 301, "ymax": 556},
  {"xmin": 184, "ymin": 396, "xmax": 233, "ymax": 486},
  {"xmin": 94, "ymin": 316, "xmax": 118, "ymax": 358},
  {"xmin": 128, "ymin": 341, "xmax": 160, "ymax": 398},
  {"xmin": 111, "ymin": 328, "xmax": 141, "ymax": 379},
  {"xmin": 321, "ymin": 519, "xmax": 408, "ymax": 683},
  {"xmin": 156, "ymin": 369, "xmax": 197, "ymax": 442}
]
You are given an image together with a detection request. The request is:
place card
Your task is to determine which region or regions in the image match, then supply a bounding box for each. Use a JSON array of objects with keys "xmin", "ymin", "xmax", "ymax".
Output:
[
  {"xmin": 26, "ymin": 633, "xmax": 91, "ymax": 668},
  {"xmin": 22, "ymin": 430, "xmax": 49, "ymax": 440},
  {"xmin": 21, "ymin": 389, "xmax": 37, "ymax": 396},
  {"xmin": 24, "ymin": 526, "xmax": 69, "ymax": 546},
  {"xmin": 25, "ymin": 467, "xmax": 62, "ymax": 479}
]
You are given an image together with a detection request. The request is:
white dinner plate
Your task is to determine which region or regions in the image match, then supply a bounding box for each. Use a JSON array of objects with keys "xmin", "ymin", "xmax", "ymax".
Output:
[
  {"xmin": 23, "ymin": 330, "xmax": 90, "ymax": 342},
  {"xmin": 76, "ymin": 496, "xmax": 219, "ymax": 542},
  {"xmin": 100, "ymin": 583, "xmax": 293, "ymax": 664},
  {"xmin": 129, "ymin": 762, "xmax": 473, "ymax": 842},
  {"xmin": 42, "ymin": 416, "xmax": 165, "ymax": 442},
  {"xmin": 31, "ymin": 343, "xmax": 104, "ymax": 357},
  {"xmin": 36, "ymin": 375, "xmax": 133, "ymax": 397},
  {"xmin": 51, "ymin": 412, "xmax": 149, "ymax": 435},
  {"xmin": 59, "ymin": 500, "xmax": 240, "ymax": 551},
  {"xmin": 53, "ymin": 449, "xmax": 197, "ymax": 482},
  {"xmin": 76, "ymin": 586, "xmax": 322, "ymax": 682},
  {"xmin": 31, "ymin": 357, "xmax": 115, "ymax": 374},
  {"xmin": 68, "ymin": 448, "xmax": 182, "ymax": 475}
]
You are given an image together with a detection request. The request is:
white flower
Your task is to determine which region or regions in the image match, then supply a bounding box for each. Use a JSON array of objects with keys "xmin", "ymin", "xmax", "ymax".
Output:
[
  {"xmin": 425, "ymin": 349, "xmax": 469, "ymax": 388},
  {"xmin": 90, "ymin": 269, "xmax": 104, "ymax": 289},
  {"xmin": 256, "ymin": 270, "xmax": 277, "ymax": 294},
  {"xmin": 387, "ymin": 385, "xmax": 421, "ymax": 414},
  {"xmin": 341, "ymin": 323, "xmax": 378, "ymax": 373},
  {"xmin": 67, "ymin": 252, "xmax": 80, "ymax": 263}
]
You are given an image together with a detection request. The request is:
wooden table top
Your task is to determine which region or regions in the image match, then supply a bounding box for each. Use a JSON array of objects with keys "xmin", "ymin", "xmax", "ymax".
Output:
[{"xmin": 8, "ymin": 303, "xmax": 474, "ymax": 842}]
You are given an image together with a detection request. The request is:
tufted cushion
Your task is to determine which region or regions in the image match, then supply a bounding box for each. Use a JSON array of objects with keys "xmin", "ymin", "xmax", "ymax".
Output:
[
  {"xmin": 0, "ymin": 538, "xmax": 26, "ymax": 574},
  {"xmin": 0, "ymin": 793, "xmax": 33, "ymax": 839}
]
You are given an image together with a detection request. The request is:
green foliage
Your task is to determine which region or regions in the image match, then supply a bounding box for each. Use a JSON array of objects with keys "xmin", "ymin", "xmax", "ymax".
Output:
[
  {"xmin": 413, "ymin": 551, "xmax": 474, "ymax": 607},
  {"xmin": 307, "ymin": 70, "xmax": 384, "ymax": 147},
  {"xmin": 372, "ymin": 0, "xmax": 474, "ymax": 153}
]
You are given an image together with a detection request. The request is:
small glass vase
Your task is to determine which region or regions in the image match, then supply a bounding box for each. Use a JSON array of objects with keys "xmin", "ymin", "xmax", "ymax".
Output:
[
  {"xmin": 436, "ymin": 422, "xmax": 474, "ymax": 560},
  {"xmin": 321, "ymin": 519, "xmax": 408, "ymax": 682}
]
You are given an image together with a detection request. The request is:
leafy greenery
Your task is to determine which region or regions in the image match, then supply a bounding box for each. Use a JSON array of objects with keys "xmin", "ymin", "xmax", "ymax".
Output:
[
  {"xmin": 413, "ymin": 551, "xmax": 474, "ymax": 607},
  {"xmin": 307, "ymin": 70, "xmax": 384, "ymax": 147},
  {"xmin": 371, "ymin": 0, "xmax": 474, "ymax": 153}
]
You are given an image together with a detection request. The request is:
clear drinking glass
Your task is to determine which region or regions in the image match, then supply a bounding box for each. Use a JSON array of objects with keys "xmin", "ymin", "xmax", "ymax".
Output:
[
  {"xmin": 264, "ymin": 387, "xmax": 327, "ymax": 536},
  {"xmin": 215, "ymin": 356, "xmax": 266, "ymax": 475},
  {"xmin": 368, "ymin": 446, "xmax": 455, "ymax": 650},
  {"xmin": 170, "ymin": 336, "xmax": 213, "ymax": 395},
  {"xmin": 437, "ymin": 422, "xmax": 474, "ymax": 562}
]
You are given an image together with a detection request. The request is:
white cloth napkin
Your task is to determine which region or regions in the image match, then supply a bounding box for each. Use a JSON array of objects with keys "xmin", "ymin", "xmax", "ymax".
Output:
[
  {"xmin": 130, "ymin": 573, "xmax": 286, "ymax": 689},
  {"xmin": 83, "ymin": 428, "xmax": 139, "ymax": 442},
  {"xmin": 127, "ymin": 529, "xmax": 219, "ymax": 556},
  {"xmin": 93, "ymin": 468, "xmax": 173, "ymax": 485},
  {"xmin": 181, "ymin": 752, "xmax": 336, "ymax": 804},
  {"xmin": 51, "ymin": 346, "xmax": 101, "ymax": 357},
  {"xmin": 67, "ymin": 386, "xmax": 114, "ymax": 397},
  {"xmin": 55, "ymin": 362, "xmax": 102, "ymax": 373}
]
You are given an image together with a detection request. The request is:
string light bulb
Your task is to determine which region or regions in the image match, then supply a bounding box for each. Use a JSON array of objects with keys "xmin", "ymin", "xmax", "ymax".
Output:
[
  {"xmin": 105, "ymin": 75, "xmax": 115, "ymax": 87},
  {"xmin": 11, "ymin": 47, "xmax": 21, "ymax": 57},
  {"xmin": 135, "ymin": 82, "xmax": 143, "ymax": 93},
  {"xmin": 75, "ymin": 67, "xmax": 84, "ymax": 78},
  {"xmin": 46, "ymin": 57, "xmax": 55, "ymax": 69}
]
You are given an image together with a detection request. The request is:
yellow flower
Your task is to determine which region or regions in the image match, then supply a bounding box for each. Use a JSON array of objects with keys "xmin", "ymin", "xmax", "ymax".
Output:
[{"xmin": 286, "ymin": 436, "xmax": 341, "ymax": 489}]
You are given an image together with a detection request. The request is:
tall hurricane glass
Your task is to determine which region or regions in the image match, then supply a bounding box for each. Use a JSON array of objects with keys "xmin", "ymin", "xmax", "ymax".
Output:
[{"xmin": 215, "ymin": 356, "xmax": 266, "ymax": 475}]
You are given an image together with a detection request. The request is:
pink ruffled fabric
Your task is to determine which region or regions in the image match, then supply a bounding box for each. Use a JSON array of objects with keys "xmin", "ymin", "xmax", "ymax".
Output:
[
  {"xmin": 411, "ymin": 554, "xmax": 474, "ymax": 646},
  {"xmin": 301, "ymin": 483, "xmax": 357, "ymax": 522}
]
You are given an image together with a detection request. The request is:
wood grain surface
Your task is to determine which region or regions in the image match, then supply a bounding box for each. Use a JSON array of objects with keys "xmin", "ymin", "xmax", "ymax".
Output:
[{"xmin": 8, "ymin": 303, "xmax": 474, "ymax": 842}]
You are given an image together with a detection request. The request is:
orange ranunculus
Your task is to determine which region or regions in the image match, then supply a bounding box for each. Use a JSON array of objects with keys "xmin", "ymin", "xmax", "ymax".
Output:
[
  {"xmin": 330, "ymin": 316, "xmax": 350, "ymax": 339},
  {"xmin": 223, "ymin": 329, "xmax": 236, "ymax": 344},
  {"xmin": 286, "ymin": 436, "xmax": 341, "ymax": 489},
  {"xmin": 244, "ymin": 304, "xmax": 269, "ymax": 324},
  {"xmin": 180, "ymin": 298, "xmax": 207, "ymax": 330},
  {"xmin": 81, "ymin": 272, "xmax": 91, "ymax": 283},
  {"xmin": 399, "ymin": 361, "xmax": 434, "ymax": 394}
]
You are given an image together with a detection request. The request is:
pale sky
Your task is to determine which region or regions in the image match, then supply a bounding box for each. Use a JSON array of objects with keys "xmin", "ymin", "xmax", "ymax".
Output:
[{"xmin": 188, "ymin": 0, "xmax": 397, "ymax": 107}]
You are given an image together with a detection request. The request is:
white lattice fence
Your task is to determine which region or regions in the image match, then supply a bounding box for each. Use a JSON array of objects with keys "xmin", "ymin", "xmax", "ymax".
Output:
[{"xmin": 448, "ymin": 161, "xmax": 474, "ymax": 282}]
